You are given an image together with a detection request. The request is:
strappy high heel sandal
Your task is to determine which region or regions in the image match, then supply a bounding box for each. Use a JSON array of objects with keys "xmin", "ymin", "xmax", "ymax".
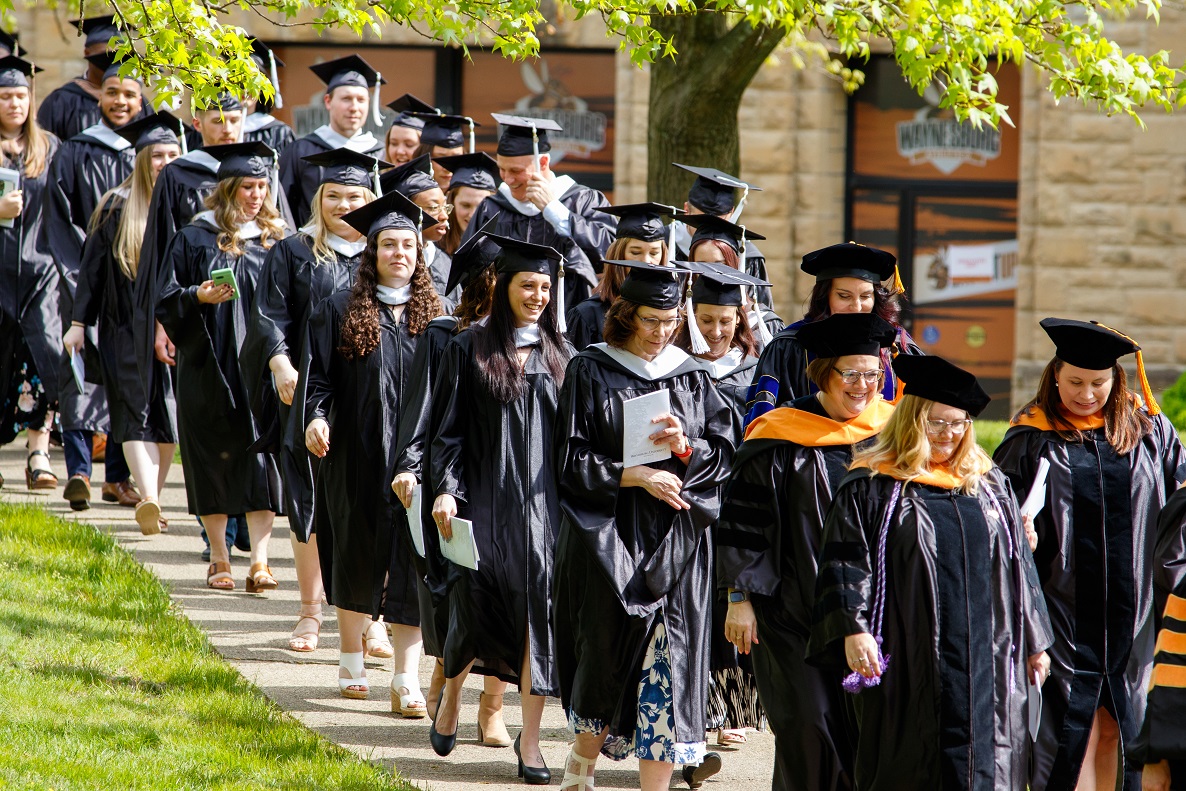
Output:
[
  {"xmin": 560, "ymin": 748, "xmax": 597, "ymax": 790},
  {"xmin": 25, "ymin": 450, "xmax": 57, "ymax": 491},
  {"xmin": 206, "ymin": 561, "xmax": 235, "ymax": 590},
  {"xmin": 364, "ymin": 619, "xmax": 394, "ymax": 659},
  {"xmin": 338, "ymin": 651, "xmax": 368, "ymax": 699},
  {"xmin": 390, "ymin": 672, "xmax": 427, "ymax": 718},
  {"xmin": 288, "ymin": 600, "xmax": 323, "ymax": 652}
]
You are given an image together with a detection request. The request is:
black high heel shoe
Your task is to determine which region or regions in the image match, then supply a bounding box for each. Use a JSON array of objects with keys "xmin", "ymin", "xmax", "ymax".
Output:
[
  {"xmin": 429, "ymin": 691, "xmax": 457, "ymax": 757},
  {"xmin": 514, "ymin": 732, "xmax": 551, "ymax": 785}
]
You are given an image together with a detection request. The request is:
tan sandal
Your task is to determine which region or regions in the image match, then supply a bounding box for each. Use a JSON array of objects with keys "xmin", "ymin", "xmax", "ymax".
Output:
[
  {"xmin": 135, "ymin": 498, "xmax": 162, "ymax": 536},
  {"xmin": 245, "ymin": 562, "xmax": 278, "ymax": 593},
  {"xmin": 365, "ymin": 619, "xmax": 394, "ymax": 659},
  {"xmin": 207, "ymin": 561, "xmax": 235, "ymax": 590},
  {"xmin": 288, "ymin": 600, "xmax": 323, "ymax": 652}
]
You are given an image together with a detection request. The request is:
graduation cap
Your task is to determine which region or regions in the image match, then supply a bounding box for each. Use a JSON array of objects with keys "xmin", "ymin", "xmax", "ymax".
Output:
[
  {"xmin": 380, "ymin": 154, "xmax": 438, "ymax": 198},
  {"xmin": 684, "ymin": 214, "xmax": 766, "ymax": 255},
  {"xmin": 891, "ymin": 354, "xmax": 991, "ymax": 417},
  {"xmin": 73, "ymin": 15, "xmax": 120, "ymax": 48},
  {"xmin": 445, "ymin": 217, "xmax": 500, "ymax": 295},
  {"xmin": 301, "ymin": 147, "xmax": 388, "ymax": 194},
  {"xmin": 484, "ymin": 231, "xmax": 569, "ymax": 330},
  {"xmin": 674, "ymin": 163, "xmax": 761, "ymax": 217},
  {"xmin": 341, "ymin": 188, "xmax": 440, "ymax": 239},
  {"xmin": 248, "ymin": 38, "xmax": 284, "ymax": 109},
  {"xmin": 794, "ymin": 312, "xmax": 897, "ymax": 359},
  {"xmin": 409, "ymin": 112, "xmax": 479, "ymax": 152},
  {"xmin": 596, "ymin": 202, "xmax": 684, "ymax": 244},
  {"xmin": 309, "ymin": 55, "xmax": 386, "ymax": 126},
  {"xmin": 193, "ymin": 92, "xmax": 244, "ymax": 113},
  {"xmin": 0, "ymin": 30, "xmax": 21, "ymax": 57},
  {"xmin": 85, "ymin": 51, "xmax": 140, "ymax": 84},
  {"xmin": 801, "ymin": 242, "xmax": 903, "ymax": 292},
  {"xmin": 204, "ymin": 141, "xmax": 277, "ymax": 180},
  {"xmin": 492, "ymin": 113, "xmax": 562, "ymax": 157},
  {"xmin": 1040, "ymin": 317, "xmax": 1160, "ymax": 415},
  {"xmin": 611, "ymin": 259, "xmax": 690, "ymax": 311},
  {"xmin": 386, "ymin": 93, "xmax": 435, "ymax": 130},
  {"xmin": 436, "ymin": 152, "xmax": 499, "ymax": 193},
  {"xmin": 115, "ymin": 111, "xmax": 186, "ymax": 153},
  {"xmin": 0, "ymin": 55, "xmax": 39, "ymax": 89},
  {"xmin": 682, "ymin": 261, "xmax": 771, "ymax": 354}
]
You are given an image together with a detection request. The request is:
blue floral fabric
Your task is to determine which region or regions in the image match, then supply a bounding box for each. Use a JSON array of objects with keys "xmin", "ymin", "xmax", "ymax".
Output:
[{"xmin": 1, "ymin": 339, "xmax": 50, "ymax": 446}]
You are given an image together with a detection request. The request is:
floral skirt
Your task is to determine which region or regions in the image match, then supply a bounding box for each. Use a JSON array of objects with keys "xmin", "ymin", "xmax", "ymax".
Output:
[
  {"xmin": 568, "ymin": 616, "xmax": 707, "ymax": 765},
  {"xmin": 0, "ymin": 333, "xmax": 51, "ymax": 446}
]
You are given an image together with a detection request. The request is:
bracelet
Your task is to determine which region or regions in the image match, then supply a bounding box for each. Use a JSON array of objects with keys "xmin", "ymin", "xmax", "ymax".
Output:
[
  {"xmin": 70, "ymin": 321, "xmax": 85, "ymax": 328},
  {"xmin": 673, "ymin": 442, "xmax": 693, "ymax": 459}
]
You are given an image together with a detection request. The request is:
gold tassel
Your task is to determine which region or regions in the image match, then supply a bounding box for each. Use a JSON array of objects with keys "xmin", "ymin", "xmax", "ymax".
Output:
[
  {"xmin": 892, "ymin": 264, "xmax": 905, "ymax": 295},
  {"xmin": 1092, "ymin": 321, "xmax": 1161, "ymax": 416}
]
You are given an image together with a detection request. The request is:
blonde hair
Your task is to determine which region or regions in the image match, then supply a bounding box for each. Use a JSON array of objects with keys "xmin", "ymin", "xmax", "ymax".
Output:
[
  {"xmin": 90, "ymin": 146, "xmax": 161, "ymax": 279},
  {"xmin": 203, "ymin": 176, "xmax": 285, "ymax": 256},
  {"xmin": 0, "ymin": 84, "xmax": 50, "ymax": 179},
  {"xmin": 851, "ymin": 394, "xmax": 994, "ymax": 494},
  {"xmin": 304, "ymin": 182, "xmax": 375, "ymax": 265}
]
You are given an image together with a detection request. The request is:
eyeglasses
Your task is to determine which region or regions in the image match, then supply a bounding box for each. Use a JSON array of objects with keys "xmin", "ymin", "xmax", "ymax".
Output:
[
  {"xmin": 833, "ymin": 368, "xmax": 884, "ymax": 385},
  {"xmin": 423, "ymin": 204, "xmax": 454, "ymax": 216},
  {"xmin": 637, "ymin": 316, "xmax": 682, "ymax": 332},
  {"xmin": 925, "ymin": 419, "xmax": 972, "ymax": 435}
]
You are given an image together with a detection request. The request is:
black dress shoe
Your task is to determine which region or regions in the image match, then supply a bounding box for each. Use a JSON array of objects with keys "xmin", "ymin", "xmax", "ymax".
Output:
[
  {"xmin": 514, "ymin": 733, "xmax": 551, "ymax": 785},
  {"xmin": 429, "ymin": 693, "xmax": 457, "ymax": 757},
  {"xmin": 682, "ymin": 752, "xmax": 722, "ymax": 789}
]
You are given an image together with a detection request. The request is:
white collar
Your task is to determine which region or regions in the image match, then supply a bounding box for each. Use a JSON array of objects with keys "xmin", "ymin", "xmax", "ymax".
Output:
[
  {"xmin": 80, "ymin": 122, "xmax": 131, "ymax": 152},
  {"xmin": 515, "ymin": 324, "xmax": 541, "ymax": 348},
  {"xmin": 496, "ymin": 174, "xmax": 576, "ymax": 216},
  {"xmin": 590, "ymin": 342, "xmax": 690, "ymax": 381},
  {"xmin": 312, "ymin": 124, "xmax": 378, "ymax": 153},
  {"xmin": 299, "ymin": 223, "xmax": 367, "ymax": 258},
  {"xmin": 244, "ymin": 112, "xmax": 276, "ymax": 133},
  {"xmin": 376, "ymin": 283, "xmax": 411, "ymax": 305},
  {"xmin": 423, "ymin": 241, "xmax": 437, "ymax": 265},
  {"xmin": 699, "ymin": 347, "xmax": 744, "ymax": 379},
  {"xmin": 193, "ymin": 210, "xmax": 264, "ymax": 239},
  {"xmin": 181, "ymin": 149, "xmax": 220, "ymax": 174}
]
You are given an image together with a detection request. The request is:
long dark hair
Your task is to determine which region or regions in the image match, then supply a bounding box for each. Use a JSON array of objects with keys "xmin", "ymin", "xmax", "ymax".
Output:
[
  {"xmin": 804, "ymin": 279, "xmax": 903, "ymax": 326},
  {"xmin": 472, "ymin": 271, "xmax": 570, "ymax": 403},
  {"xmin": 339, "ymin": 237, "xmax": 443, "ymax": 359}
]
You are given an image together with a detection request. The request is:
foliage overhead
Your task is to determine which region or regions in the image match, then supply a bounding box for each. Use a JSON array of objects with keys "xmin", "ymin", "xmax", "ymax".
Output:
[{"xmin": 11, "ymin": 0, "xmax": 1185, "ymax": 125}]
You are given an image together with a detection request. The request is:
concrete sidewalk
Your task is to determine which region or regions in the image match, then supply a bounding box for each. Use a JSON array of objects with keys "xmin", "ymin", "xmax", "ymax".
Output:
[{"xmin": 0, "ymin": 442, "xmax": 773, "ymax": 790}]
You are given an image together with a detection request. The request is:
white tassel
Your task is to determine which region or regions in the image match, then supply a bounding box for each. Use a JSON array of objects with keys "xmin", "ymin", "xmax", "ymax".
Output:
[
  {"xmin": 731, "ymin": 185, "xmax": 749, "ymax": 223},
  {"xmin": 556, "ymin": 260, "xmax": 567, "ymax": 334},
  {"xmin": 531, "ymin": 122, "xmax": 540, "ymax": 174},
  {"xmin": 270, "ymin": 148, "xmax": 280, "ymax": 208},
  {"xmin": 751, "ymin": 288, "xmax": 773, "ymax": 345},
  {"xmin": 686, "ymin": 285, "xmax": 710, "ymax": 355},
  {"xmin": 268, "ymin": 50, "xmax": 283, "ymax": 109},
  {"xmin": 371, "ymin": 71, "xmax": 382, "ymax": 127},
  {"xmin": 372, "ymin": 159, "xmax": 382, "ymax": 197},
  {"xmin": 179, "ymin": 119, "xmax": 188, "ymax": 155},
  {"xmin": 416, "ymin": 207, "xmax": 423, "ymax": 245},
  {"xmin": 667, "ymin": 212, "xmax": 676, "ymax": 265},
  {"xmin": 466, "ymin": 117, "xmax": 475, "ymax": 154}
]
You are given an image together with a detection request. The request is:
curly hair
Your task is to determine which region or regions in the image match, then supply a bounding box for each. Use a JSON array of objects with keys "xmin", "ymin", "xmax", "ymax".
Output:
[
  {"xmin": 453, "ymin": 265, "xmax": 496, "ymax": 330},
  {"xmin": 203, "ymin": 176, "xmax": 285, "ymax": 256},
  {"xmin": 338, "ymin": 236, "xmax": 444, "ymax": 359}
]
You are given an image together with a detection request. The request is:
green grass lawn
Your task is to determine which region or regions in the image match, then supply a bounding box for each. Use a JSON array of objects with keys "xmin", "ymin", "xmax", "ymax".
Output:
[
  {"xmin": 975, "ymin": 420, "xmax": 1010, "ymax": 456},
  {"xmin": 0, "ymin": 503, "xmax": 411, "ymax": 791}
]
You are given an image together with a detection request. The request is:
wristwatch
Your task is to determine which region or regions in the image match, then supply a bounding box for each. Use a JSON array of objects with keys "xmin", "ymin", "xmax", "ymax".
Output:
[{"xmin": 728, "ymin": 589, "xmax": 749, "ymax": 603}]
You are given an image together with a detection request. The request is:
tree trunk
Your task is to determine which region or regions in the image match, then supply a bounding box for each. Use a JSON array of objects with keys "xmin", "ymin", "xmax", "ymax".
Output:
[{"xmin": 646, "ymin": 10, "xmax": 787, "ymax": 206}]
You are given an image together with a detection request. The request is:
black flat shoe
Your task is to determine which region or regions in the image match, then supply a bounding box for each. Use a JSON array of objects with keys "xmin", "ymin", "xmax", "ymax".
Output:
[
  {"xmin": 429, "ymin": 693, "xmax": 457, "ymax": 757},
  {"xmin": 514, "ymin": 733, "xmax": 551, "ymax": 785},
  {"xmin": 682, "ymin": 752, "xmax": 722, "ymax": 789}
]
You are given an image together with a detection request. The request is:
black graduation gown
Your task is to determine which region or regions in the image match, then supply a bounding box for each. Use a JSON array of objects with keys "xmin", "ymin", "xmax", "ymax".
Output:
[
  {"xmin": 460, "ymin": 183, "xmax": 615, "ymax": 312},
  {"xmin": 279, "ymin": 130, "xmax": 383, "ymax": 228},
  {"xmin": 744, "ymin": 241, "xmax": 773, "ymax": 309},
  {"xmin": 303, "ymin": 290, "xmax": 422, "ymax": 622},
  {"xmin": 553, "ymin": 345, "xmax": 737, "ymax": 743},
  {"xmin": 392, "ymin": 315, "xmax": 464, "ymax": 658},
  {"xmin": 992, "ymin": 412, "xmax": 1186, "ymax": 790},
  {"xmin": 244, "ymin": 113, "xmax": 296, "ymax": 155},
  {"xmin": 155, "ymin": 219, "xmax": 284, "ymax": 515},
  {"xmin": 425, "ymin": 243, "xmax": 457, "ymax": 301},
  {"xmin": 73, "ymin": 198, "xmax": 176, "ymax": 443},
  {"xmin": 45, "ymin": 127, "xmax": 136, "ymax": 432},
  {"xmin": 703, "ymin": 352, "xmax": 759, "ymax": 426},
  {"xmin": 565, "ymin": 296, "xmax": 608, "ymax": 352},
  {"xmin": 430, "ymin": 330, "xmax": 568, "ymax": 693},
  {"xmin": 0, "ymin": 137, "xmax": 62, "ymax": 403},
  {"xmin": 35, "ymin": 81, "xmax": 151, "ymax": 143},
  {"xmin": 807, "ymin": 468, "xmax": 1055, "ymax": 791}
]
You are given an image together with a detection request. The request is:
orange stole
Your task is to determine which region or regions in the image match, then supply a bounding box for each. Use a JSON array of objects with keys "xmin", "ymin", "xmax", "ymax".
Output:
[
  {"xmin": 1011, "ymin": 406, "xmax": 1106, "ymax": 432},
  {"xmin": 743, "ymin": 398, "xmax": 895, "ymax": 447}
]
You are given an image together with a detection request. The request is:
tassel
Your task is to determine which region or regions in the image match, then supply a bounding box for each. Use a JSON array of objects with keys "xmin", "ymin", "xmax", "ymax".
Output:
[
  {"xmin": 371, "ymin": 71, "xmax": 382, "ymax": 127},
  {"xmin": 666, "ymin": 208, "xmax": 677, "ymax": 265},
  {"xmin": 179, "ymin": 117, "xmax": 188, "ymax": 155},
  {"xmin": 731, "ymin": 185, "xmax": 749, "ymax": 223},
  {"xmin": 268, "ymin": 50, "xmax": 283, "ymax": 109},
  {"xmin": 1093, "ymin": 321, "xmax": 1161, "ymax": 416},
  {"xmin": 892, "ymin": 264, "xmax": 905, "ymax": 295},
  {"xmin": 269, "ymin": 148, "xmax": 280, "ymax": 207},
  {"xmin": 751, "ymin": 288, "xmax": 773, "ymax": 345},
  {"xmin": 686, "ymin": 282, "xmax": 710, "ymax": 355},
  {"xmin": 466, "ymin": 117, "xmax": 475, "ymax": 154},
  {"xmin": 416, "ymin": 207, "xmax": 424, "ymax": 245},
  {"xmin": 531, "ymin": 122, "xmax": 540, "ymax": 174},
  {"xmin": 372, "ymin": 158, "xmax": 382, "ymax": 197},
  {"xmin": 556, "ymin": 259, "xmax": 567, "ymax": 334}
]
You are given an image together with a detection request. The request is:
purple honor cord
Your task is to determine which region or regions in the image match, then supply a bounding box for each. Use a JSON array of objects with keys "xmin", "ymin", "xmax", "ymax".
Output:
[{"xmin": 843, "ymin": 480, "xmax": 902, "ymax": 695}]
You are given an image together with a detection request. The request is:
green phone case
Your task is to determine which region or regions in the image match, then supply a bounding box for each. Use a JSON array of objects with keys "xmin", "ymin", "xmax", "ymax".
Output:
[{"xmin": 209, "ymin": 267, "xmax": 240, "ymax": 300}]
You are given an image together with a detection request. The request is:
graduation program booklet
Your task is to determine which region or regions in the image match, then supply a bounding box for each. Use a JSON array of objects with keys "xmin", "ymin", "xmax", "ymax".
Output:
[
  {"xmin": 68, "ymin": 348, "xmax": 86, "ymax": 395},
  {"xmin": 1020, "ymin": 458, "xmax": 1051, "ymax": 520},
  {"xmin": 406, "ymin": 484, "xmax": 426, "ymax": 559},
  {"xmin": 622, "ymin": 389, "xmax": 672, "ymax": 467},
  {"xmin": 439, "ymin": 517, "xmax": 480, "ymax": 571},
  {"xmin": 0, "ymin": 167, "xmax": 18, "ymax": 229}
]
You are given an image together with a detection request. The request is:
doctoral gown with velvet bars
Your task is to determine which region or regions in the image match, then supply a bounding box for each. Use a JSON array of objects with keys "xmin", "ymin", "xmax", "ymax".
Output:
[
  {"xmin": 429, "ymin": 330, "xmax": 568, "ymax": 693},
  {"xmin": 45, "ymin": 129, "xmax": 135, "ymax": 432},
  {"xmin": 302, "ymin": 290, "xmax": 423, "ymax": 623},
  {"xmin": 565, "ymin": 296, "xmax": 609, "ymax": 352},
  {"xmin": 992, "ymin": 412, "xmax": 1186, "ymax": 791},
  {"xmin": 807, "ymin": 468, "xmax": 1054, "ymax": 791},
  {"xmin": 391, "ymin": 315, "xmax": 465, "ymax": 658},
  {"xmin": 73, "ymin": 198, "xmax": 176, "ymax": 443},
  {"xmin": 460, "ymin": 184, "xmax": 615, "ymax": 312},
  {"xmin": 155, "ymin": 219, "xmax": 284, "ymax": 515},
  {"xmin": 553, "ymin": 346, "xmax": 737, "ymax": 745}
]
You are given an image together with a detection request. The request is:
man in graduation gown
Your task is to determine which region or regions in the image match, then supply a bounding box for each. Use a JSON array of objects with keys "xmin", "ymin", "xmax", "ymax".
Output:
[
  {"xmin": 36, "ymin": 16, "xmax": 150, "ymax": 142},
  {"xmin": 44, "ymin": 52, "xmax": 144, "ymax": 509},
  {"xmin": 279, "ymin": 55, "xmax": 385, "ymax": 228},
  {"xmin": 458, "ymin": 114, "xmax": 615, "ymax": 313},
  {"xmin": 380, "ymin": 154, "xmax": 455, "ymax": 298}
]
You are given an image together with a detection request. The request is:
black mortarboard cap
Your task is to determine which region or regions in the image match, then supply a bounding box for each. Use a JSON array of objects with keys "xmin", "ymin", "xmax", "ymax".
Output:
[
  {"xmin": 86, "ymin": 51, "xmax": 140, "ymax": 84},
  {"xmin": 794, "ymin": 312, "xmax": 897, "ymax": 358},
  {"xmin": 687, "ymin": 260, "xmax": 770, "ymax": 307},
  {"xmin": 309, "ymin": 55, "xmax": 385, "ymax": 90},
  {"xmin": 684, "ymin": 214, "xmax": 766, "ymax": 254},
  {"xmin": 380, "ymin": 154, "xmax": 438, "ymax": 198},
  {"xmin": 445, "ymin": 217, "xmax": 500, "ymax": 295},
  {"xmin": 492, "ymin": 113, "xmax": 562, "ymax": 157},
  {"xmin": 73, "ymin": 15, "xmax": 119, "ymax": 48},
  {"xmin": 0, "ymin": 55, "xmax": 39, "ymax": 88},
  {"xmin": 801, "ymin": 242, "xmax": 899, "ymax": 286},
  {"xmin": 410, "ymin": 112, "xmax": 479, "ymax": 150},
  {"xmin": 204, "ymin": 141, "xmax": 276, "ymax": 180},
  {"xmin": 386, "ymin": 93, "xmax": 435, "ymax": 130},
  {"xmin": 611, "ymin": 259, "xmax": 690, "ymax": 311},
  {"xmin": 193, "ymin": 92, "xmax": 244, "ymax": 113},
  {"xmin": 0, "ymin": 30, "xmax": 21, "ymax": 57},
  {"xmin": 596, "ymin": 202, "xmax": 684, "ymax": 243},
  {"xmin": 891, "ymin": 354, "xmax": 991, "ymax": 417},
  {"xmin": 485, "ymin": 232, "xmax": 563, "ymax": 279},
  {"xmin": 1039, "ymin": 317, "xmax": 1139, "ymax": 370},
  {"xmin": 341, "ymin": 189, "xmax": 440, "ymax": 239},
  {"xmin": 436, "ymin": 152, "xmax": 499, "ymax": 193},
  {"xmin": 248, "ymin": 38, "xmax": 284, "ymax": 109},
  {"xmin": 301, "ymin": 147, "xmax": 389, "ymax": 190},
  {"xmin": 115, "ymin": 111, "xmax": 184, "ymax": 152},
  {"xmin": 673, "ymin": 163, "xmax": 761, "ymax": 216}
]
